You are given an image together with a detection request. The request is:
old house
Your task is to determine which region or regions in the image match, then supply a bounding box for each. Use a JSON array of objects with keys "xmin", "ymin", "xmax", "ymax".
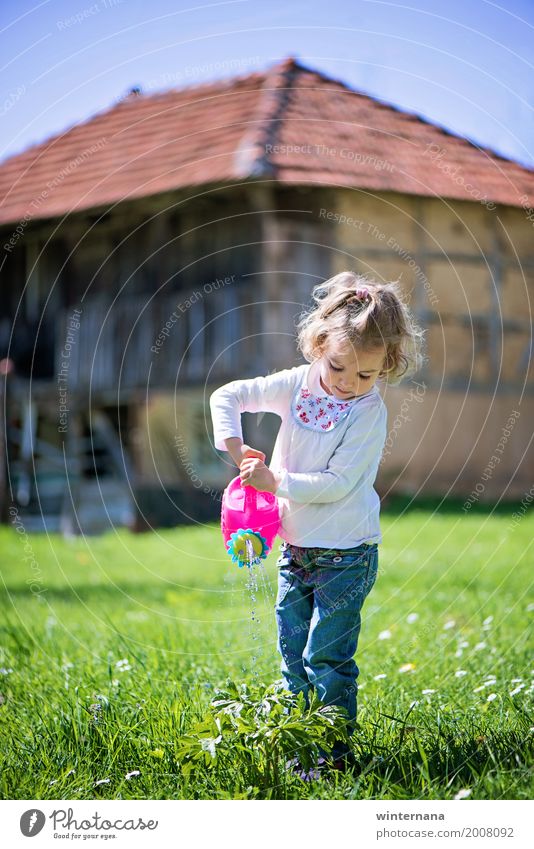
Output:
[{"xmin": 0, "ymin": 56, "xmax": 532, "ymax": 532}]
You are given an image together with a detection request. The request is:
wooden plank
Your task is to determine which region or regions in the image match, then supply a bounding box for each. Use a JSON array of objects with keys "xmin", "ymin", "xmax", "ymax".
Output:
[
  {"xmin": 91, "ymin": 410, "xmax": 134, "ymax": 481},
  {"xmin": 25, "ymin": 240, "xmax": 40, "ymax": 323},
  {"xmin": 0, "ymin": 381, "xmax": 6, "ymax": 521},
  {"xmin": 185, "ymin": 289, "xmax": 205, "ymax": 381}
]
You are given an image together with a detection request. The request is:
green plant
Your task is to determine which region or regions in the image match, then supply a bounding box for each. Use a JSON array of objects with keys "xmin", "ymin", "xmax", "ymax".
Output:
[{"xmin": 176, "ymin": 679, "xmax": 350, "ymax": 792}]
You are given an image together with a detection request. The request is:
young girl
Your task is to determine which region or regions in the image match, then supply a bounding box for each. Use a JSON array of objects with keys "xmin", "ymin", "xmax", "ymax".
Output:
[{"xmin": 209, "ymin": 271, "xmax": 424, "ymax": 777}]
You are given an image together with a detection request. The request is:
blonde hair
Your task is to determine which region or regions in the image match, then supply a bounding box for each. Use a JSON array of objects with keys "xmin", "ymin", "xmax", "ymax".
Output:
[{"xmin": 296, "ymin": 271, "xmax": 425, "ymax": 384}]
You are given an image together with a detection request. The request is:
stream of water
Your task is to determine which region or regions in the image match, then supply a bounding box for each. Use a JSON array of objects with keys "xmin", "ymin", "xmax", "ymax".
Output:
[{"xmin": 241, "ymin": 537, "xmax": 276, "ymax": 686}]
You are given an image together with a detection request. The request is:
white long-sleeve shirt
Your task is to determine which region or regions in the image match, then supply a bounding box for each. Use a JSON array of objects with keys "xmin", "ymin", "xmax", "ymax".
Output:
[{"xmin": 209, "ymin": 359, "xmax": 388, "ymax": 548}]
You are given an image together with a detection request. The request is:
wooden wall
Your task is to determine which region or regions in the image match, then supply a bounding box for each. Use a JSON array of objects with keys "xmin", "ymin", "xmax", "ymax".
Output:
[
  {"xmin": 327, "ymin": 189, "xmax": 534, "ymax": 394},
  {"xmin": 321, "ymin": 189, "xmax": 533, "ymax": 498},
  {"xmin": 2, "ymin": 183, "xmax": 531, "ymax": 511},
  {"xmin": 378, "ymin": 385, "xmax": 532, "ymax": 501}
]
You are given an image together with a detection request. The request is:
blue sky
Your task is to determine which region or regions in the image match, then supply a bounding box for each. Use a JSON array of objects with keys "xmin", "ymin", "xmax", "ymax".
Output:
[{"xmin": 1, "ymin": 0, "xmax": 533, "ymax": 168}]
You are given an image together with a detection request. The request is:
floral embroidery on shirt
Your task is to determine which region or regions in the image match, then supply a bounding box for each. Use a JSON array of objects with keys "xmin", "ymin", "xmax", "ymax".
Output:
[{"xmin": 291, "ymin": 382, "xmax": 355, "ymax": 431}]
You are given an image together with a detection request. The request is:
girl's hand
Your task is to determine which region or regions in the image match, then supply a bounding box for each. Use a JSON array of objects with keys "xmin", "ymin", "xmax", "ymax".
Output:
[
  {"xmin": 240, "ymin": 444, "xmax": 266, "ymax": 464},
  {"xmin": 223, "ymin": 439, "xmax": 265, "ymax": 468},
  {"xmin": 239, "ymin": 457, "xmax": 280, "ymax": 493}
]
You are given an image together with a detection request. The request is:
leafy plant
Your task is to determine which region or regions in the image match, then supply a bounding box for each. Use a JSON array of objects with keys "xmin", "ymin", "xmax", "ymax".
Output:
[{"xmin": 176, "ymin": 679, "xmax": 350, "ymax": 793}]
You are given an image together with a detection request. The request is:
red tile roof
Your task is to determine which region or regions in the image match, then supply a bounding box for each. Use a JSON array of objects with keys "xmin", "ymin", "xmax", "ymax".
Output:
[{"xmin": 1, "ymin": 56, "xmax": 533, "ymax": 226}]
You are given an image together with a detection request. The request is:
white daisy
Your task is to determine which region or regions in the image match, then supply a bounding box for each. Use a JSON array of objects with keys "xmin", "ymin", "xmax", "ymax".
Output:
[{"xmin": 454, "ymin": 788, "xmax": 472, "ymax": 800}]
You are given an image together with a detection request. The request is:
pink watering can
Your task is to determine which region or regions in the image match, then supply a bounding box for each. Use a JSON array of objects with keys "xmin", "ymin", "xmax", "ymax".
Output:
[{"xmin": 221, "ymin": 476, "xmax": 281, "ymax": 567}]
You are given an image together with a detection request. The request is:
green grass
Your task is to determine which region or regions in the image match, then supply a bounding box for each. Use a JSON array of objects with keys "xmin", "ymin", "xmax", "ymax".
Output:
[{"xmin": 1, "ymin": 506, "xmax": 533, "ymax": 800}]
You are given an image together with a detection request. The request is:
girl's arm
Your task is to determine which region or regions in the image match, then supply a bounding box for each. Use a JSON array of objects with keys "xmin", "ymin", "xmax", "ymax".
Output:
[
  {"xmin": 275, "ymin": 398, "xmax": 388, "ymax": 503},
  {"xmin": 209, "ymin": 366, "xmax": 299, "ymax": 452},
  {"xmin": 223, "ymin": 436, "xmax": 265, "ymax": 468}
]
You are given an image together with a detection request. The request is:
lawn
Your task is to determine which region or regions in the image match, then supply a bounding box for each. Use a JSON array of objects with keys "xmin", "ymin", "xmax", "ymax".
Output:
[{"xmin": 1, "ymin": 501, "xmax": 533, "ymax": 800}]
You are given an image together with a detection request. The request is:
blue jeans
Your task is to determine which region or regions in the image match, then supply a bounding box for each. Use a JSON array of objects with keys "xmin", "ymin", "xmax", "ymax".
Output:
[{"xmin": 274, "ymin": 540, "xmax": 379, "ymax": 760}]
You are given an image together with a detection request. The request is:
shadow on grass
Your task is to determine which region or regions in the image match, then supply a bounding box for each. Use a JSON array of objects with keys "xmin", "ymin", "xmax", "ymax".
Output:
[{"xmin": 0, "ymin": 579, "xmax": 250, "ymax": 606}]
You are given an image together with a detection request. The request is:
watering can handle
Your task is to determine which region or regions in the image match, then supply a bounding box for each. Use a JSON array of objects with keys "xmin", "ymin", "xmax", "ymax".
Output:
[{"xmin": 242, "ymin": 483, "xmax": 257, "ymax": 510}]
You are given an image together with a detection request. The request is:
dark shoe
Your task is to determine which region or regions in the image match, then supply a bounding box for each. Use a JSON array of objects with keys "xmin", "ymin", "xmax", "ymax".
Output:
[
  {"xmin": 330, "ymin": 751, "xmax": 360, "ymax": 774},
  {"xmin": 285, "ymin": 756, "xmax": 327, "ymax": 782}
]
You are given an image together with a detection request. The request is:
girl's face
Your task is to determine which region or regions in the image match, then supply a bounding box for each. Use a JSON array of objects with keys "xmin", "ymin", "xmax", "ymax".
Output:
[{"xmin": 319, "ymin": 341, "xmax": 386, "ymax": 400}]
